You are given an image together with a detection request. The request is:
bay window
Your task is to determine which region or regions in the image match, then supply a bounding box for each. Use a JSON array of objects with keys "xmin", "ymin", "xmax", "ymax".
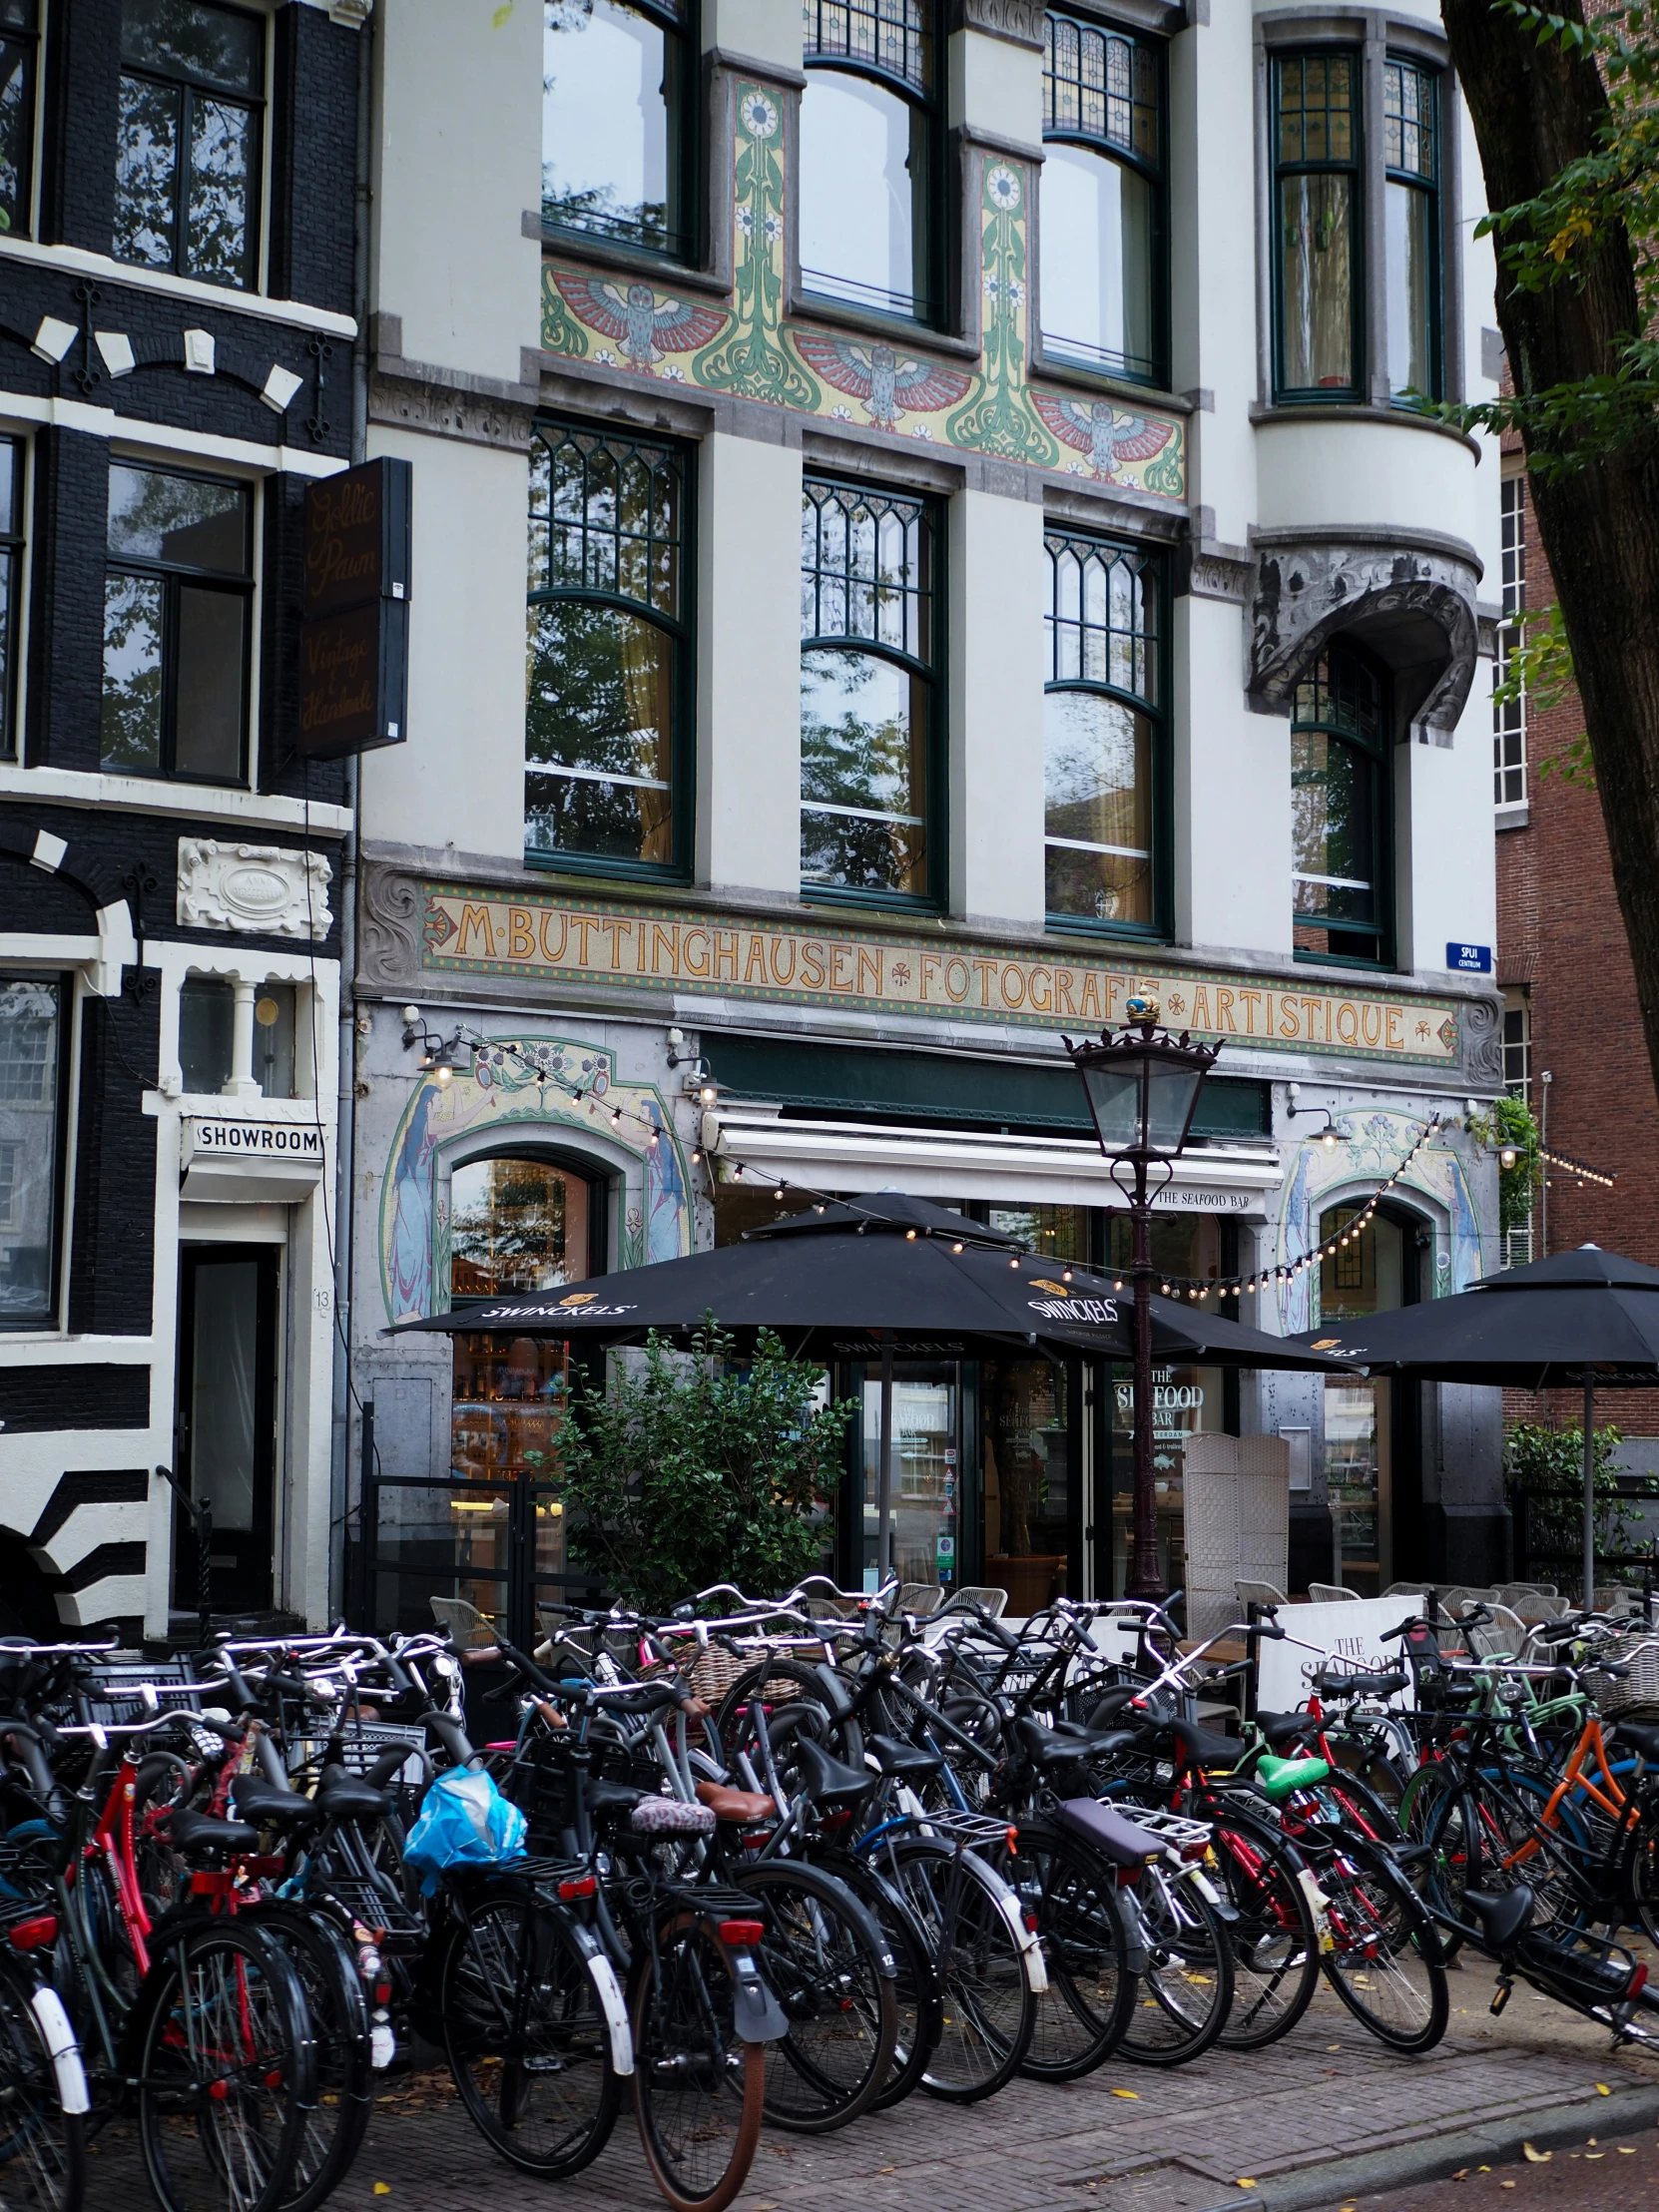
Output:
[
  {"xmin": 1291, "ymin": 644, "xmax": 1391, "ymax": 967},
  {"xmin": 1384, "ymin": 58, "xmax": 1439, "ymax": 399},
  {"xmin": 1039, "ymin": 13, "xmax": 1165, "ymax": 387},
  {"xmin": 1043, "ymin": 528, "xmax": 1164, "ymax": 935},
  {"xmin": 1273, "ymin": 51, "xmax": 1360, "ymax": 399},
  {"xmin": 541, "ymin": 0, "xmax": 693, "ymax": 260},
  {"xmin": 800, "ymin": 0, "xmax": 940, "ymax": 323},
  {"xmin": 800, "ymin": 475, "xmax": 940, "ymax": 906},
  {"xmin": 525, "ymin": 421, "xmax": 691, "ymax": 878}
]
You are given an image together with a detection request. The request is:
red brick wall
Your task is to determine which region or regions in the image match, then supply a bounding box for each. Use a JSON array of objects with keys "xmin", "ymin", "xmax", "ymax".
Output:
[{"xmin": 1497, "ymin": 442, "xmax": 1659, "ymax": 1437}]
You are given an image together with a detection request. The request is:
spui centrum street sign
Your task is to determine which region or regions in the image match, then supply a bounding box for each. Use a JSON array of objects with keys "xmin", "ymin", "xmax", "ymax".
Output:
[{"xmin": 1446, "ymin": 942, "xmax": 1492, "ymax": 973}]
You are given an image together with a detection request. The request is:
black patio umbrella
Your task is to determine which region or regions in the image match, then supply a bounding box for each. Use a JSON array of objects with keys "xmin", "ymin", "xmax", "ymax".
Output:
[
  {"xmin": 394, "ymin": 1193, "xmax": 1343, "ymax": 1577},
  {"xmin": 1289, "ymin": 1244, "xmax": 1659, "ymax": 1601}
]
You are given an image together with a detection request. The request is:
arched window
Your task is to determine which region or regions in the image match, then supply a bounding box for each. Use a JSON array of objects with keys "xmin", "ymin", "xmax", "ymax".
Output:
[
  {"xmin": 1039, "ymin": 12, "xmax": 1165, "ymax": 386},
  {"xmin": 525, "ymin": 420, "xmax": 690, "ymax": 878},
  {"xmin": 799, "ymin": 0, "xmax": 940, "ymax": 323},
  {"xmin": 1291, "ymin": 644, "xmax": 1390, "ymax": 966},
  {"xmin": 541, "ymin": 0, "xmax": 694, "ymax": 261},
  {"xmin": 1043, "ymin": 529, "xmax": 1164, "ymax": 934}
]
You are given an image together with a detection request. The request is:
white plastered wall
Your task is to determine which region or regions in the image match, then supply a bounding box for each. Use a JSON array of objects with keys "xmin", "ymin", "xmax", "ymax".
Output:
[
  {"xmin": 371, "ymin": 0, "xmax": 542, "ymax": 384},
  {"xmin": 358, "ymin": 427, "xmax": 529, "ymax": 868},
  {"xmin": 949, "ymin": 489, "xmax": 1046, "ymax": 928},
  {"xmin": 1175, "ymin": 594, "xmax": 1292, "ymax": 960},
  {"xmin": 698, "ymin": 432, "xmax": 804, "ymax": 898},
  {"xmin": 1395, "ymin": 677, "xmax": 1498, "ymax": 979},
  {"xmin": 950, "ymin": 27, "xmax": 1042, "ymax": 146},
  {"xmin": 702, "ymin": 0, "xmax": 803, "ymax": 70}
]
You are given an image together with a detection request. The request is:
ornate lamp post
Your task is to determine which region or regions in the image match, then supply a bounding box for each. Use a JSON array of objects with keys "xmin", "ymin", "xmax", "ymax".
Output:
[{"xmin": 1066, "ymin": 996, "xmax": 1221, "ymax": 1600}]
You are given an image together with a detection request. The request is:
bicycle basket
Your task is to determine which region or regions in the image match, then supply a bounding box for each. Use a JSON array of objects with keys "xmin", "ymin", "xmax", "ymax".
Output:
[{"xmin": 1584, "ymin": 1634, "xmax": 1659, "ymax": 1722}]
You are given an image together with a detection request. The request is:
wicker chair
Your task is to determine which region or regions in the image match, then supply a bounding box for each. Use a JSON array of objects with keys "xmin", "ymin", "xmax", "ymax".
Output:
[
  {"xmin": 936, "ymin": 1585, "xmax": 1009, "ymax": 1621},
  {"xmin": 1234, "ymin": 1578, "xmax": 1287, "ymax": 1609},
  {"xmin": 429, "ymin": 1595, "xmax": 496, "ymax": 1648},
  {"xmin": 1307, "ymin": 1582, "xmax": 1362, "ymax": 1604},
  {"xmin": 1461, "ymin": 1603, "xmax": 1527, "ymax": 1659},
  {"xmin": 896, "ymin": 1583, "xmax": 944, "ymax": 1618}
]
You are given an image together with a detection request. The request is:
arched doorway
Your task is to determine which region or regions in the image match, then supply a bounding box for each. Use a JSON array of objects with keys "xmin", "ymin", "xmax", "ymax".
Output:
[{"xmin": 1317, "ymin": 1197, "xmax": 1425, "ymax": 1592}]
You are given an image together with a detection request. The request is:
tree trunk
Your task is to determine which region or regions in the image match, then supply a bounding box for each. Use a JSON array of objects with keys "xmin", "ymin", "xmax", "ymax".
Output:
[{"xmin": 1443, "ymin": 0, "xmax": 1659, "ymax": 1102}]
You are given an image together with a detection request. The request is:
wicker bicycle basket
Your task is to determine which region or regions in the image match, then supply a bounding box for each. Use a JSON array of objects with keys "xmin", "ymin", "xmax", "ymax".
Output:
[{"xmin": 1584, "ymin": 1633, "xmax": 1659, "ymax": 1722}]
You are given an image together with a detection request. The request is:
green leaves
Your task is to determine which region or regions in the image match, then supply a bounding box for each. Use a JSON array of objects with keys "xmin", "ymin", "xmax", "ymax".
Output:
[
  {"xmin": 554, "ymin": 1315, "xmax": 851, "ymax": 1611},
  {"xmin": 1503, "ymin": 1416, "xmax": 1658, "ymax": 1565},
  {"xmin": 1470, "ymin": 1095, "xmax": 1543, "ymax": 1233}
]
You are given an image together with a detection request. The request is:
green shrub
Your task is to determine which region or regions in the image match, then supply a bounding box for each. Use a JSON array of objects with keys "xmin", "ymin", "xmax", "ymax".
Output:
[{"xmin": 1502, "ymin": 1418, "xmax": 1658, "ymax": 1573}]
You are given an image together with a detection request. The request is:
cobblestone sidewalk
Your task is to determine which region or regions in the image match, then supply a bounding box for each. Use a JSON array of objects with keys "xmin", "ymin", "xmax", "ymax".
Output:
[{"xmin": 80, "ymin": 1970, "xmax": 1659, "ymax": 2212}]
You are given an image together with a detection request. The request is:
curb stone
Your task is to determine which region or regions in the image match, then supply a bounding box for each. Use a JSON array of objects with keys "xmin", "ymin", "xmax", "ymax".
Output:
[{"xmin": 1192, "ymin": 2083, "xmax": 1659, "ymax": 2211}]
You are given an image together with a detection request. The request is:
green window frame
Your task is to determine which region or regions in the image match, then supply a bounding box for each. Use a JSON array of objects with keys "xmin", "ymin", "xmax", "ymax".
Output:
[
  {"xmin": 800, "ymin": 0, "xmax": 945, "ymax": 325},
  {"xmin": 541, "ymin": 0, "xmax": 698, "ymax": 264},
  {"xmin": 525, "ymin": 419, "xmax": 693, "ymax": 884},
  {"xmin": 1039, "ymin": 11, "xmax": 1167, "ymax": 387},
  {"xmin": 1042, "ymin": 527, "xmax": 1168, "ymax": 940},
  {"xmin": 1383, "ymin": 54, "xmax": 1440, "ymax": 402},
  {"xmin": 115, "ymin": 0, "xmax": 266, "ymax": 291},
  {"xmin": 800, "ymin": 472, "xmax": 943, "ymax": 911},
  {"xmin": 1272, "ymin": 50, "xmax": 1361, "ymax": 401},
  {"xmin": 1291, "ymin": 643, "xmax": 1392, "ymax": 969}
]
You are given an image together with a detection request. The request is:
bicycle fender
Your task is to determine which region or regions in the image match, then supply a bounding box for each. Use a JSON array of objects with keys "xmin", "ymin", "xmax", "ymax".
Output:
[
  {"xmin": 569, "ymin": 1926, "xmax": 634, "ymax": 2076},
  {"xmin": 731, "ymin": 1950, "xmax": 790, "ymax": 2043},
  {"xmin": 1113, "ymin": 1889, "xmax": 1152, "ymax": 1977},
  {"xmin": 28, "ymin": 1986, "xmax": 88, "ymax": 2116},
  {"xmin": 993, "ymin": 1883, "xmax": 1049, "ymax": 1994}
]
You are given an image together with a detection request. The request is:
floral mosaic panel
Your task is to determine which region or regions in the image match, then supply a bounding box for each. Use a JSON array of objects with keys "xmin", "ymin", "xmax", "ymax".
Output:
[{"xmin": 542, "ymin": 84, "xmax": 1186, "ymax": 504}]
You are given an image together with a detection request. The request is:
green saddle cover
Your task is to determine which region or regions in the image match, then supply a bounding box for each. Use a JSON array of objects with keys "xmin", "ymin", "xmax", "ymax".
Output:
[{"xmin": 1255, "ymin": 1752, "xmax": 1331, "ymax": 1802}]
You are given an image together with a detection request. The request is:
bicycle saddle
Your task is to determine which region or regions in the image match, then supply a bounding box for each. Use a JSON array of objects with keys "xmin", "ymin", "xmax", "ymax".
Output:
[
  {"xmin": 1255, "ymin": 1710, "xmax": 1316, "ymax": 1749},
  {"xmin": 694, "ymin": 1780, "xmax": 779, "ymax": 1825},
  {"xmin": 1464, "ymin": 1885, "xmax": 1534, "ymax": 1949},
  {"xmin": 164, "ymin": 1809, "xmax": 260, "ymax": 1858},
  {"xmin": 1055, "ymin": 1798, "xmax": 1162, "ymax": 1869},
  {"xmin": 790, "ymin": 1736, "xmax": 878, "ymax": 1805},
  {"xmin": 586, "ymin": 1778, "xmax": 646, "ymax": 1815},
  {"xmin": 231, "ymin": 1777, "xmax": 322, "ymax": 1832},
  {"xmin": 1014, "ymin": 1715, "xmax": 1133, "ymax": 1768},
  {"xmin": 1318, "ymin": 1669, "xmax": 1408, "ymax": 1700},
  {"xmin": 1609, "ymin": 1719, "xmax": 1659, "ymax": 1767},
  {"xmin": 1253, "ymin": 1753, "xmax": 1330, "ymax": 1803},
  {"xmin": 865, "ymin": 1733, "xmax": 944, "ymax": 1780},
  {"xmin": 1162, "ymin": 1716, "xmax": 1244, "ymax": 1773},
  {"xmin": 313, "ymin": 1776, "xmax": 392, "ymax": 1823}
]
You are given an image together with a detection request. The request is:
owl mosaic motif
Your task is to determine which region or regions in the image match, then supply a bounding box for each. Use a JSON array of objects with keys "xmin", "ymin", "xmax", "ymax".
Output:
[
  {"xmin": 1030, "ymin": 392, "xmax": 1176, "ymax": 481},
  {"xmin": 794, "ymin": 331, "xmax": 972, "ymax": 430},
  {"xmin": 552, "ymin": 274, "xmax": 727, "ymax": 372}
]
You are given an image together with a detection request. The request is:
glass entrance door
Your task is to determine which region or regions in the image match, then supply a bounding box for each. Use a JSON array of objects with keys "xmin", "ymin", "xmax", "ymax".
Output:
[
  {"xmin": 1317, "ymin": 1205, "xmax": 1410, "ymax": 1593},
  {"xmin": 982, "ymin": 1356, "xmax": 1073, "ymax": 1613},
  {"xmin": 857, "ymin": 1363, "xmax": 959, "ymax": 1591},
  {"xmin": 176, "ymin": 1244, "xmax": 279, "ymax": 1614}
]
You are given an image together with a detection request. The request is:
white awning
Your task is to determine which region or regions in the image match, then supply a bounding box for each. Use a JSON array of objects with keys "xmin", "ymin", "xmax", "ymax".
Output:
[{"xmin": 704, "ymin": 1107, "xmax": 1283, "ymax": 1218}]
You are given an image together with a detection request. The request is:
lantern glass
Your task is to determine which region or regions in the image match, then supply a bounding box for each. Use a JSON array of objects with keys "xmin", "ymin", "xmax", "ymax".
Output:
[
  {"xmin": 1146, "ymin": 1057, "xmax": 1206, "ymax": 1154},
  {"xmin": 1077, "ymin": 1058, "xmax": 1145, "ymax": 1152}
]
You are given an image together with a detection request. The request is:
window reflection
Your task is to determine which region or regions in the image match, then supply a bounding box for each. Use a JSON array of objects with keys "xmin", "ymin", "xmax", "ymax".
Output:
[
  {"xmin": 800, "ymin": 650, "xmax": 928, "ymax": 895},
  {"xmin": 542, "ymin": 0, "xmax": 687, "ymax": 257},
  {"xmin": 799, "ymin": 72, "xmax": 928, "ymax": 316},
  {"xmin": 1291, "ymin": 646, "xmax": 1387, "ymax": 964}
]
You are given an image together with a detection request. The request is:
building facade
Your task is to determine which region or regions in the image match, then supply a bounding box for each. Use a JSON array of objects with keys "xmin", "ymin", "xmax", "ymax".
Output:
[
  {"xmin": 350, "ymin": 0, "xmax": 1511, "ymax": 1632},
  {"xmin": 0, "ymin": 0, "xmax": 364, "ymax": 1640}
]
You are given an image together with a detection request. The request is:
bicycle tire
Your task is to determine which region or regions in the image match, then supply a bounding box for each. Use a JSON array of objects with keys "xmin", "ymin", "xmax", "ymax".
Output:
[
  {"xmin": 1623, "ymin": 1801, "xmax": 1659, "ymax": 1946},
  {"xmin": 134, "ymin": 1922, "xmax": 315, "ymax": 2212},
  {"xmin": 734, "ymin": 1861, "xmax": 896, "ymax": 2134},
  {"xmin": 824, "ymin": 1856, "xmax": 940, "ymax": 2113},
  {"xmin": 877, "ymin": 1837, "xmax": 1034, "ymax": 2102},
  {"xmin": 0, "ymin": 1958, "xmax": 84, "ymax": 2212},
  {"xmin": 438, "ymin": 1886, "xmax": 620, "ymax": 2179},
  {"xmin": 714, "ymin": 1661, "xmax": 863, "ymax": 1784},
  {"xmin": 1317, "ymin": 1832, "xmax": 1449, "ymax": 2054},
  {"xmin": 253, "ymin": 1908, "xmax": 373, "ymax": 2212},
  {"xmin": 629, "ymin": 1914, "xmax": 765, "ymax": 2212},
  {"xmin": 1207, "ymin": 1807, "xmax": 1321, "ymax": 2050},
  {"xmin": 1117, "ymin": 1864, "xmax": 1235, "ymax": 2067},
  {"xmin": 997, "ymin": 1823, "xmax": 1133, "ymax": 2081}
]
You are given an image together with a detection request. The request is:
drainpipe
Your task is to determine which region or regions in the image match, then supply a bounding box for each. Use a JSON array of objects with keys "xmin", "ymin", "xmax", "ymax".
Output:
[{"xmin": 328, "ymin": 6, "xmax": 373, "ymax": 1619}]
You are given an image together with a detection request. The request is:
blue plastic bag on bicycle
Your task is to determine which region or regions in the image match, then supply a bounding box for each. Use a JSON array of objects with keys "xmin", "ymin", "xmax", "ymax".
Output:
[{"xmin": 402, "ymin": 1767, "xmax": 527, "ymax": 1894}]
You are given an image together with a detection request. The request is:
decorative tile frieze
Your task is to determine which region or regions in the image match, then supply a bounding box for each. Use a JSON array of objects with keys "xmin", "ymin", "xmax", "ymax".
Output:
[{"xmin": 177, "ymin": 838, "xmax": 333, "ymax": 940}]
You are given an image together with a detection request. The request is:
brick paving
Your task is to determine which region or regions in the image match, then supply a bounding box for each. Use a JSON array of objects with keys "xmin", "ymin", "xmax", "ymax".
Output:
[{"xmin": 79, "ymin": 1972, "xmax": 1659, "ymax": 2212}]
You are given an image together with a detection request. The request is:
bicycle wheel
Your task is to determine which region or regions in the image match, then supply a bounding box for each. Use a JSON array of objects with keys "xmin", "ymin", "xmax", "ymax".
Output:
[
  {"xmin": 999, "ymin": 1825, "xmax": 1132, "ymax": 2082},
  {"xmin": 1623, "ymin": 1801, "xmax": 1659, "ymax": 1946},
  {"xmin": 0, "ymin": 1959, "xmax": 84, "ymax": 2212},
  {"xmin": 1118, "ymin": 1864, "xmax": 1234, "ymax": 2066},
  {"xmin": 1208, "ymin": 1809, "xmax": 1321, "ymax": 2050},
  {"xmin": 880, "ymin": 1839, "xmax": 1034, "ymax": 2102},
  {"xmin": 714, "ymin": 1663, "xmax": 862, "ymax": 1795},
  {"xmin": 135, "ymin": 1924, "xmax": 314, "ymax": 2212},
  {"xmin": 254, "ymin": 1909, "xmax": 372, "ymax": 2212},
  {"xmin": 630, "ymin": 1916, "xmax": 764, "ymax": 2212},
  {"xmin": 1318, "ymin": 1834, "xmax": 1449, "ymax": 2054},
  {"xmin": 438, "ymin": 1888, "xmax": 620, "ymax": 2178},
  {"xmin": 828, "ymin": 1859, "xmax": 940, "ymax": 2114},
  {"xmin": 734, "ymin": 1862, "xmax": 896, "ymax": 2134}
]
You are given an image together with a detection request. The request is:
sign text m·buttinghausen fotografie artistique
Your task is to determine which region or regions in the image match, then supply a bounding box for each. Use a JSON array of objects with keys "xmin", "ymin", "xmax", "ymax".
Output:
[{"xmin": 422, "ymin": 887, "xmax": 1467, "ymax": 1067}]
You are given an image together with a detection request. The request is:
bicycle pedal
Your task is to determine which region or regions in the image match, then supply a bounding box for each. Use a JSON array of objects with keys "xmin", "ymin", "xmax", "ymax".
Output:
[{"xmin": 1490, "ymin": 1977, "xmax": 1512, "ymax": 2016}]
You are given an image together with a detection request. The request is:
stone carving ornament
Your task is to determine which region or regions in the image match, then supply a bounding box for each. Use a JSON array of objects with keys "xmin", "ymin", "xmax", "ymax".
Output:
[
  {"xmin": 949, "ymin": 0, "xmax": 1047, "ymax": 45},
  {"xmin": 177, "ymin": 838, "xmax": 332, "ymax": 939},
  {"xmin": 357, "ymin": 863, "xmax": 422, "ymax": 988}
]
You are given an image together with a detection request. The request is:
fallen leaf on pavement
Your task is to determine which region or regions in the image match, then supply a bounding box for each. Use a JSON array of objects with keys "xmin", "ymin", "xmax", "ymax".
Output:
[
  {"xmin": 1586, "ymin": 2151, "xmax": 1606, "ymax": 2159},
  {"xmin": 1237, "ymin": 2180, "xmax": 1257, "ymax": 2190},
  {"xmin": 372, "ymin": 2190, "xmax": 390, "ymax": 2199},
  {"xmin": 1450, "ymin": 2169, "xmax": 1468, "ymax": 2181},
  {"xmin": 1597, "ymin": 2082, "xmax": 1612, "ymax": 2095},
  {"xmin": 1522, "ymin": 2143, "xmax": 1550, "ymax": 2163},
  {"xmin": 1499, "ymin": 2182, "xmax": 1516, "ymax": 2191},
  {"xmin": 1111, "ymin": 2088, "xmax": 1139, "ymax": 2099},
  {"xmin": 1620, "ymin": 2145, "xmax": 1636, "ymax": 2153}
]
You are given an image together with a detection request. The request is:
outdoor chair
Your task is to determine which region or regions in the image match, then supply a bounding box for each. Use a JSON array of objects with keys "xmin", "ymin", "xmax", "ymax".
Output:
[
  {"xmin": 936, "ymin": 1584, "xmax": 1009, "ymax": 1621},
  {"xmin": 1461, "ymin": 1602, "xmax": 1527, "ymax": 1660},
  {"xmin": 1234, "ymin": 1578, "xmax": 1287, "ymax": 1609},
  {"xmin": 429, "ymin": 1595, "xmax": 497, "ymax": 1648},
  {"xmin": 1498, "ymin": 1582, "xmax": 1558, "ymax": 1602},
  {"xmin": 1307, "ymin": 1582, "xmax": 1362, "ymax": 1604},
  {"xmin": 896, "ymin": 1582, "xmax": 945, "ymax": 1617}
]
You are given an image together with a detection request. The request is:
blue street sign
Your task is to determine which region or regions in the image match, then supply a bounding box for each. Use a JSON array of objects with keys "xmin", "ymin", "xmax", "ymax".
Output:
[{"xmin": 1446, "ymin": 942, "xmax": 1492, "ymax": 973}]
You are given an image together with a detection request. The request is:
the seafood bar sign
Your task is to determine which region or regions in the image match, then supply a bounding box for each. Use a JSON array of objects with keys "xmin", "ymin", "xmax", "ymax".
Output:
[{"xmin": 297, "ymin": 458, "xmax": 412, "ymax": 759}]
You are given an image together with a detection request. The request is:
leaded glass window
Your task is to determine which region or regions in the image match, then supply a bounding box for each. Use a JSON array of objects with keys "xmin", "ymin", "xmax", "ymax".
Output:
[
  {"xmin": 801, "ymin": 0, "xmax": 939, "ymax": 320},
  {"xmin": 800, "ymin": 476, "xmax": 938, "ymax": 904},
  {"xmin": 525, "ymin": 422, "xmax": 690, "ymax": 876},
  {"xmin": 1383, "ymin": 57, "xmax": 1439, "ymax": 399},
  {"xmin": 1273, "ymin": 52, "xmax": 1360, "ymax": 398},
  {"xmin": 0, "ymin": 2, "xmax": 37, "ymax": 239},
  {"xmin": 115, "ymin": 0, "xmax": 264, "ymax": 290},
  {"xmin": 1043, "ymin": 530, "xmax": 1163, "ymax": 931},
  {"xmin": 542, "ymin": 0, "xmax": 693, "ymax": 260},
  {"xmin": 1494, "ymin": 472, "xmax": 1527, "ymax": 809},
  {"xmin": 1292, "ymin": 645, "xmax": 1390, "ymax": 965}
]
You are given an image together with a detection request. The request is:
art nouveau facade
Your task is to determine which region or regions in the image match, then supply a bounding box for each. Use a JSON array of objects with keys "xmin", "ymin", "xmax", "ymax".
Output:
[{"xmin": 351, "ymin": 0, "xmax": 1510, "ymax": 1626}]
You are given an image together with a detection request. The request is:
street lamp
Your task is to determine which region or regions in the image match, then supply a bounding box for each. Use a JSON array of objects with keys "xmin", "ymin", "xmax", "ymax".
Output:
[{"xmin": 1066, "ymin": 994, "xmax": 1221, "ymax": 1600}]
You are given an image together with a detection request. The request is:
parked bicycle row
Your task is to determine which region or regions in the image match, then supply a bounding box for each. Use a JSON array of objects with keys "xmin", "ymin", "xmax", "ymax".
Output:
[{"xmin": 0, "ymin": 1579, "xmax": 1655, "ymax": 2212}]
